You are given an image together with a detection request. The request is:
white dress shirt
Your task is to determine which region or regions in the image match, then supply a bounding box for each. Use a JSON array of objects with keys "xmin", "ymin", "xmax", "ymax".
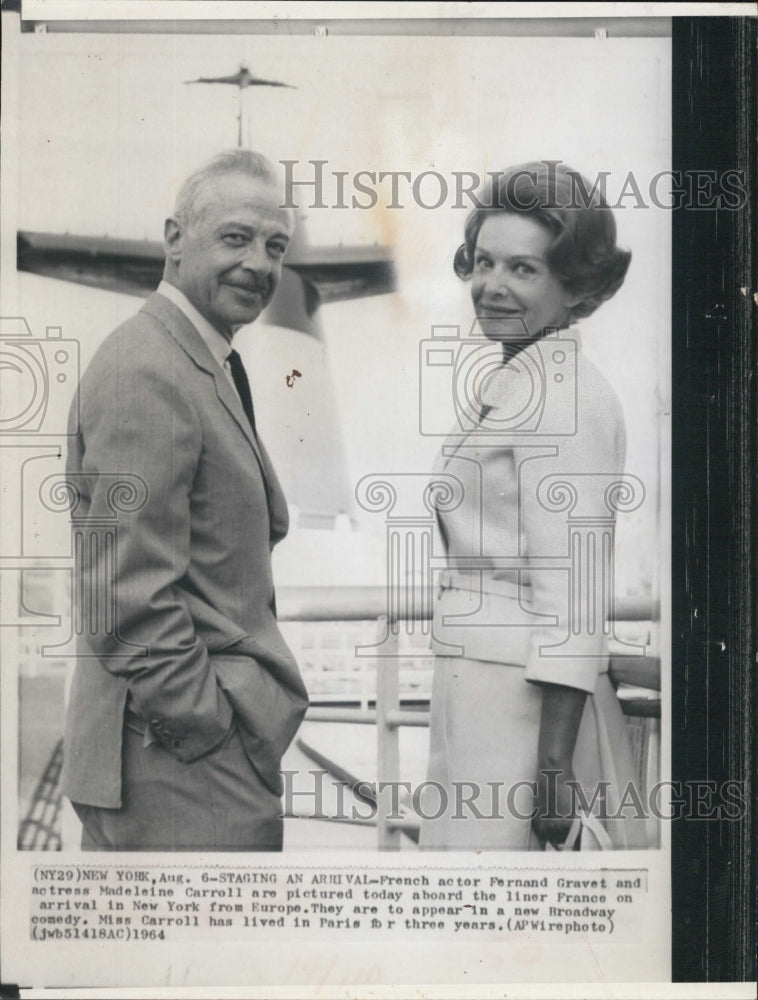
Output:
[{"xmin": 158, "ymin": 280, "xmax": 240, "ymax": 400}]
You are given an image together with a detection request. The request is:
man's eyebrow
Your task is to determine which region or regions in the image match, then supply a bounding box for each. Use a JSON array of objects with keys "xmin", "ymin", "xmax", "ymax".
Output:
[
  {"xmin": 215, "ymin": 222, "xmax": 253, "ymax": 234},
  {"xmin": 214, "ymin": 222, "xmax": 290, "ymax": 240}
]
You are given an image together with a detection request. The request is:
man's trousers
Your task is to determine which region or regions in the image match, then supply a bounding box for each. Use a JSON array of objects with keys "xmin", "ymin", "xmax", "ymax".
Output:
[{"xmin": 72, "ymin": 717, "xmax": 283, "ymax": 851}]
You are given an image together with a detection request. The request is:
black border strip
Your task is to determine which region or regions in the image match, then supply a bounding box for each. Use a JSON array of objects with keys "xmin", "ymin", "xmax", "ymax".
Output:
[{"xmin": 672, "ymin": 15, "xmax": 757, "ymax": 982}]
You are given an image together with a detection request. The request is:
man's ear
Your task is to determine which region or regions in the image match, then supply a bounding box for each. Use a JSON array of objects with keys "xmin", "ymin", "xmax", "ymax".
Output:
[{"xmin": 163, "ymin": 218, "xmax": 183, "ymax": 265}]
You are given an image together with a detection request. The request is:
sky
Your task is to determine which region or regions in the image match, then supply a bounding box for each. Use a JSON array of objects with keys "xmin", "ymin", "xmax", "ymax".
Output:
[{"xmin": 7, "ymin": 25, "xmax": 671, "ymax": 593}]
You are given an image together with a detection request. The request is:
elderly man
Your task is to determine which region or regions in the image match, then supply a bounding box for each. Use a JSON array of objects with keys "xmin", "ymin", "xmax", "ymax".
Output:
[{"xmin": 61, "ymin": 149, "xmax": 308, "ymax": 850}]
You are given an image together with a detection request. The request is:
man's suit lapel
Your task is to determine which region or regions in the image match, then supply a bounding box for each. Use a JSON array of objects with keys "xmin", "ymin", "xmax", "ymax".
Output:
[
  {"xmin": 141, "ymin": 294, "xmax": 262, "ymax": 455},
  {"xmin": 141, "ymin": 293, "xmax": 287, "ymax": 535}
]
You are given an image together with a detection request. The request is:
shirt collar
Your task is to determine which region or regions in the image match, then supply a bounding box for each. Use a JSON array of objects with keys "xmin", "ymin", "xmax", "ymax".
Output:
[
  {"xmin": 158, "ymin": 280, "xmax": 233, "ymax": 372},
  {"xmin": 499, "ymin": 324, "xmax": 582, "ymax": 365}
]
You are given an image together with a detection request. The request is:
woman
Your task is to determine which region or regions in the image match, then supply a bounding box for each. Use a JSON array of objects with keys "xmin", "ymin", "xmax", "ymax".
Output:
[{"xmin": 419, "ymin": 161, "xmax": 648, "ymax": 851}]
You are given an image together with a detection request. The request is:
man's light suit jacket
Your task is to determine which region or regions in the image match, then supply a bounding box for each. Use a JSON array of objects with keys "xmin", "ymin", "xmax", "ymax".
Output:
[{"xmin": 61, "ymin": 291, "xmax": 308, "ymax": 809}]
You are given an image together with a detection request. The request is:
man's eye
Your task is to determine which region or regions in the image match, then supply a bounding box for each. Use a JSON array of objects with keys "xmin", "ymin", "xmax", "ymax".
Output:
[
  {"xmin": 268, "ymin": 243, "xmax": 287, "ymax": 258},
  {"xmin": 222, "ymin": 233, "xmax": 248, "ymax": 246}
]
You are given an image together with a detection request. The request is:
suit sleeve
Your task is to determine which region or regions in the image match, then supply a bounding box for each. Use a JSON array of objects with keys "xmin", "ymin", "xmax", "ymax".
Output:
[
  {"xmin": 73, "ymin": 333, "xmax": 233, "ymax": 761},
  {"xmin": 518, "ymin": 375, "xmax": 626, "ymax": 693}
]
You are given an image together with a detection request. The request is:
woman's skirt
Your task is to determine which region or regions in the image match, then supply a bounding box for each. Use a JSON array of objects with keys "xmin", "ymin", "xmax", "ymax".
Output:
[{"xmin": 417, "ymin": 655, "xmax": 650, "ymax": 851}]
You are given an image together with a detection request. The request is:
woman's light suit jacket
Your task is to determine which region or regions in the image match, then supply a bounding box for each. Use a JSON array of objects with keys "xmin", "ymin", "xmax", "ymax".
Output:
[{"xmin": 431, "ymin": 329, "xmax": 628, "ymax": 694}]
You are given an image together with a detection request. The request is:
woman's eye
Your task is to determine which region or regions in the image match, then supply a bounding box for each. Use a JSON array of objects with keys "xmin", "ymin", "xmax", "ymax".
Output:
[
  {"xmin": 474, "ymin": 256, "xmax": 492, "ymax": 270},
  {"xmin": 513, "ymin": 262, "xmax": 536, "ymax": 276}
]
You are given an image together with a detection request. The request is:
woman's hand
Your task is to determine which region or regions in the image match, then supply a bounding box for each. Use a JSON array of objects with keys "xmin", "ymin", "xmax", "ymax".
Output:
[
  {"xmin": 533, "ymin": 762, "xmax": 579, "ymax": 848},
  {"xmin": 532, "ymin": 682, "xmax": 588, "ymax": 848}
]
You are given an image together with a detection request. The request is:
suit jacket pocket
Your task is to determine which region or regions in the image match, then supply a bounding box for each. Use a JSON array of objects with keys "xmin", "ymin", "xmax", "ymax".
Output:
[{"xmin": 212, "ymin": 653, "xmax": 308, "ymax": 796}]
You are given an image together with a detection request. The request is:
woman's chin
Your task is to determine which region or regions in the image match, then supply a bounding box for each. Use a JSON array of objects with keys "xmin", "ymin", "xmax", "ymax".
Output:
[{"xmin": 479, "ymin": 318, "xmax": 533, "ymax": 342}]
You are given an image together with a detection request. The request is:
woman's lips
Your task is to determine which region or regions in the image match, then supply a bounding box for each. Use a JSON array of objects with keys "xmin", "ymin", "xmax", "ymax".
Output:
[{"xmin": 478, "ymin": 307, "xmax": 522, "ymax": 317}]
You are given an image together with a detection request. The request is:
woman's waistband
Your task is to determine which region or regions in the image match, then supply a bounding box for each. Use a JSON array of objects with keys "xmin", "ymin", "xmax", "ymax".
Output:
[{"xmin": 438, "ymin": 569, "xmax": 532, "ymax": 602}]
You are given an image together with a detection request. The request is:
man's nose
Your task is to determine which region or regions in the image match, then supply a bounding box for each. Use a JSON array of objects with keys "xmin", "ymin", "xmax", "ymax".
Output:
[{"xmin": 239, "ymin": 240, "xmax": 272, "ymax": 273}]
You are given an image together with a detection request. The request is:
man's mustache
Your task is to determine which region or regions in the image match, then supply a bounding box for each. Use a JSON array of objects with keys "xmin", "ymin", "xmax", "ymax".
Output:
[{"xmin": 223, "ymin": 276, "xmax": 273, "ymax": 295}]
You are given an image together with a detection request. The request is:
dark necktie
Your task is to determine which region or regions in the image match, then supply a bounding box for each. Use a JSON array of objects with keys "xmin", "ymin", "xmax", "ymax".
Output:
[
  {"xmin": 227, "ymin": 349, "xmax": 257, "ymax": 435},
  {"xmin": 227, "ymin": 348, "xmax": 275, "ymax": 533}
]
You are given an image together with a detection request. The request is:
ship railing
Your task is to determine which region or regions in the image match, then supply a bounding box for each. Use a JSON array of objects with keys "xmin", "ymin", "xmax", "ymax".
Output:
[{"xmin": 277, "ymin": 586, "xmax": 661, "ymax": 849}]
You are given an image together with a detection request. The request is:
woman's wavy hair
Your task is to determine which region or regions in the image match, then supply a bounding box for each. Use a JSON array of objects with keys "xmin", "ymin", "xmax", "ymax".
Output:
[{"xmin": 454, "ymin": 161, "xmax": 631, "ymax": 321}]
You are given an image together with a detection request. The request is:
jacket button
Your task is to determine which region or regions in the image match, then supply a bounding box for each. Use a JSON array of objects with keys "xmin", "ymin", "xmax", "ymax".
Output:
[
  {"xmin": 172, "ymin": 738, "xmax": 183, "ymax": 749},
  {"xmin": 150, "ymin": 719, "xmax": 162, "ymax": 728}
]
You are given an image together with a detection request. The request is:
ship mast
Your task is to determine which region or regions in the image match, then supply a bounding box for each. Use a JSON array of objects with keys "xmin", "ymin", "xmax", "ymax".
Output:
[{"xmin": 185, "ymin": 65, "xmax": 295, "ymax": 148}]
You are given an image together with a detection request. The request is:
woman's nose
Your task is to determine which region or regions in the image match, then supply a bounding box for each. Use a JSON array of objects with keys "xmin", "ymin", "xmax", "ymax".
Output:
[{"xmin": 484, "ymin": 263, "xmax": 513, "ymax": 298}]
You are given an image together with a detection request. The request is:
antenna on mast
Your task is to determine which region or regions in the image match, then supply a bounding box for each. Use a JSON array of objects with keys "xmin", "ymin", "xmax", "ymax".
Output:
[{"xmin": 185, "ymin": 65, "xmax": 295, "ymax": 147}]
